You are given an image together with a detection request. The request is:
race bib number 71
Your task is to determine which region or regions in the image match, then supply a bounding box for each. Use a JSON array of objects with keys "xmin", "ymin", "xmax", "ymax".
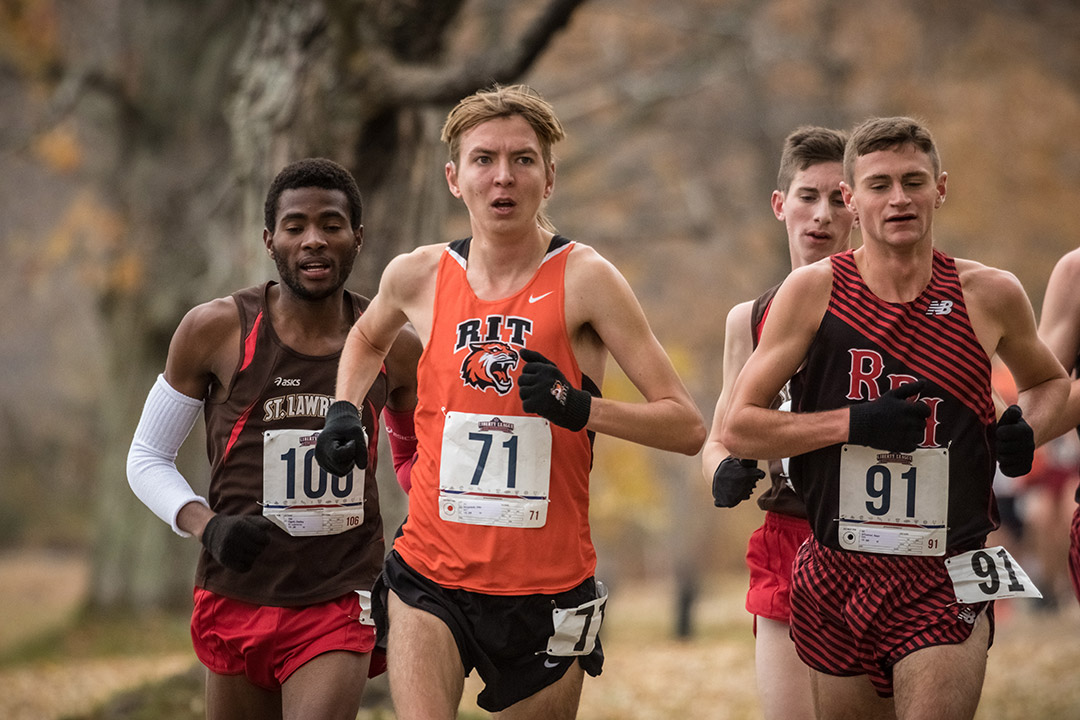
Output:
[{"xmin": 438, "ymin": 411, "xmax": 552, "ymax": 528}]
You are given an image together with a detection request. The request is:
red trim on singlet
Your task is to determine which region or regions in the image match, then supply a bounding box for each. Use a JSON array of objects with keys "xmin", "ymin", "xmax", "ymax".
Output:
[
  {"xmin": 240, "ymin": 311, "xmax": 263, "ymax": 372},
  {"xmin": 755, "ymin": 303, "xmax": 771, "ymax": 345},
  {"xmin": 222, "ymin": 401, "xmax": 256, "ymax": 465},
  {"xmin": 222, "ymin": 311, "xmax": 264, "ymax": 463}
]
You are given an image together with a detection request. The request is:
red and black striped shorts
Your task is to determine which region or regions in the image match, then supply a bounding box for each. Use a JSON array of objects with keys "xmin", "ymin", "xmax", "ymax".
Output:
[
  {"xmin": 1069, "ymin": 505, "xmax": 1080, "ymax": 606},
  {"xmin": 789, "ymin": 537, "xmax": 994, "ymax": 696}
]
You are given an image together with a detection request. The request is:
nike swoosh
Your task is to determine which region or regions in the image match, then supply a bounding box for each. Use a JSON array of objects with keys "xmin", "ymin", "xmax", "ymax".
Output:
[
  {"xmin": 529, "ymin": 291, "xmax": 554, "ymax": 303},
  {"xmin": 544, "ymin": 658, "xmax": 561, "ymax": 668}
]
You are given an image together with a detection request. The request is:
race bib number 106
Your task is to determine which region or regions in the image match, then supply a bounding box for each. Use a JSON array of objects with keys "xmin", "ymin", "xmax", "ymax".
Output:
[{"xmin": 262, "ymin": 429, "xmax": 364, "ymax": 536}]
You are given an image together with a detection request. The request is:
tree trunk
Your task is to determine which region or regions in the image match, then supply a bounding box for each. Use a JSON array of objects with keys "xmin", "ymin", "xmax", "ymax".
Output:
[{"xmin": 86, "ymin": 0, "xmax": 586, "ymax": 612}]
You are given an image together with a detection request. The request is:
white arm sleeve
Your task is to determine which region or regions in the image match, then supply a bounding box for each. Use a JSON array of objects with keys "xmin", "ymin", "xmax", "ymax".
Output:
[{"xmin": 126, "ymin": 374, "xmax": 209, "ymax": 537}]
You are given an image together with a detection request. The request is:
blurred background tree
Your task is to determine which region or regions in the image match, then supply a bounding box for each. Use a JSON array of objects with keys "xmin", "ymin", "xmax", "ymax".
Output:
[
  {"xmin": 1, "ymin": 0, "xmax": 1079, "ymax": 621},
  {"xmin": 0, "ymin": 0, "xmax": 586, "ymax": 612}
]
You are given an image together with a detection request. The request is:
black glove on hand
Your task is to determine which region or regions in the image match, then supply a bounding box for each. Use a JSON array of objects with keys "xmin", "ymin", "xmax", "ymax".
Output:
[
  {"xmin": 518, "ymin": 348, "xmax": 591, "ymax": 431},
  {"xmin": 712, "ymin": 456, "xmax": 765, "ymax": 508},
  {"xmin": 996, "ymin": 404, "xmax": 1034, "ymax": 477},
  {"xmin": 201, "ymin": 514, "xmax": 273, "ymax": 573},
  {"xmin": 848, "ymin": 380, "xmax": 930, "ymax": 452},
  {"xmin": 315, "ymin": 400, "xmax": 368, "ymax": 476}
]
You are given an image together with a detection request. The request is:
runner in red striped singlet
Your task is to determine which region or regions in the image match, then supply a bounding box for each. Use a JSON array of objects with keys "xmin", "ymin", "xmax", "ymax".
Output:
[
  {"xmin": 703, "ymin": 126, "xmax": 855, "ymax": 720},
  {"xmin": 721, "ymin": 117, "xmax": 1067, "ymax": 720},
  {"xmin": 1037, "ymin": 246, "xmax": 1080, "ymax": 607}
]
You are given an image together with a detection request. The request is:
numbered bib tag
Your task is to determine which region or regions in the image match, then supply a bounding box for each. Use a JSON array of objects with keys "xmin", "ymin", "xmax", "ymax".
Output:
[
  {"xmin": 438, "ymin": 412, "xmax": 551, "ymax": 528},
  {"xmin": 546, "ymin": 583, "xmax": 609, "ymax": 656},
  {"xmin": 838, "ymin": 444, "xmax": 949, "ymax": 556},
  {"xmin": 262, "ymin": 429, "xmax": 364, "ymax": 537},
  {"xmin": 355, "ymin": 590, "xmax": 375, "ymax": 626},
  {"xmin": 946, "ymin": 546, "xmax": 1043, "ymax": 603}
]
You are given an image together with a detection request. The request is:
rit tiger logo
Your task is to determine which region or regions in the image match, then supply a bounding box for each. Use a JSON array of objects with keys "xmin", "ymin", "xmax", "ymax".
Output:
[{"xmin": 460, "ymin": 341, "xmax": 520, "ymax": 395}]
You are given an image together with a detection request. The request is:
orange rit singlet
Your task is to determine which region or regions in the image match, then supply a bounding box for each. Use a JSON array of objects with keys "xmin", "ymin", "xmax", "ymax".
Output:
[{"xmin": 394, "ymin": 235, "xmax": 596, "ymax": 595}]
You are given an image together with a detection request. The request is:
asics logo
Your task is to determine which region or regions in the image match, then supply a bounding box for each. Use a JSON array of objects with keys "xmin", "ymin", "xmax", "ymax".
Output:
[
  {"xmin": 925, "ymin": 300, "xmax": 953, "ymax": 316},
  {"xmin": 274, "ymin": 377, "xmax": 301, "ymax": 386},
  {"xmin": 528, "ymin": 291, "xmax": 554, "ymax": 304}
]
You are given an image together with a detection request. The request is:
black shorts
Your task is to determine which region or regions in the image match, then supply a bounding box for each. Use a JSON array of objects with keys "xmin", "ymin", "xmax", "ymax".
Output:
[{"xmin": 373, "ymin": 550, "xmax": 605, "ymax": 712}]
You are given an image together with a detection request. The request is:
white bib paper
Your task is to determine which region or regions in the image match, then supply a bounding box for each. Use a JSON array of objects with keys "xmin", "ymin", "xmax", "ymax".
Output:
[
  {"xmin": 838, "ymin": 444, "xmax": 949, "ymax": 556},
  {"xmin": 546, "ymin": 583, "xmax": 608, "ymax": 656},
  {"xmin": 438, "ymin": 411, "xmax": 551, "ymax": 528},
  {"xmin": 262, "ymin": 429, "xmax": 364, "ymax": 536},
  {"xmin": 946, "ymin": 546, "xmax": 1043, "ymax": 603}
]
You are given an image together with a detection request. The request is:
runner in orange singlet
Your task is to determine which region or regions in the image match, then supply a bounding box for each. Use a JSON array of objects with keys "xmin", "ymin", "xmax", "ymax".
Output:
[{"xmin": 315, "ymin": 85, "xmax": 706, "ymax": 719}]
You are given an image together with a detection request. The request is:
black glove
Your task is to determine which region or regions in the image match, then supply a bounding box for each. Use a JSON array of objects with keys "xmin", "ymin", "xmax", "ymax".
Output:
[
  {"xmin": 712, "ymin": 456, "xmax": 765, "ymax": 508},
  {"xmin": 518, "ymin": 349, "xmax": 591, "ymax": 431},
  {"xmin": 315, "ymin": 400, "xmax": 368, "ymax": 476},
  {"xmin": 201, "ymin": 514, "xmax": 273, "ymax": 573},
  {"xmin": 996, "ymin": 404, "xmax": 1034, "ymax": 477},
  {"xmin": 848, "ymin": 380, "xmax": 929, "ymax": 452}
]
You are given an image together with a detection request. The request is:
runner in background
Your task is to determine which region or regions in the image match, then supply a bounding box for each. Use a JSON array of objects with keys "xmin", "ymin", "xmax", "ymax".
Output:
[
  {"xmin": 702, "ymin": 125, "xmax": 855, "ymax": 720},
  {"xmin": 1036, "ymin": 246, "xmax": 1080, "ymax": 608}
]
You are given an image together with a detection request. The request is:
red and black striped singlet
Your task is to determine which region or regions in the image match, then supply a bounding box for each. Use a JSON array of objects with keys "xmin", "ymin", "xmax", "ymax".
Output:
[{"xmin": 789, "ymin": 249, "xmax": 998, "ymax": 552}]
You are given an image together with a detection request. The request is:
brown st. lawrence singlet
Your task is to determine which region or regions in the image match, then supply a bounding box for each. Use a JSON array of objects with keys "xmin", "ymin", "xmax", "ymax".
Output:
[{"xmin": 198, "ymin": 282, "xmax": 388, "ymax": 606}]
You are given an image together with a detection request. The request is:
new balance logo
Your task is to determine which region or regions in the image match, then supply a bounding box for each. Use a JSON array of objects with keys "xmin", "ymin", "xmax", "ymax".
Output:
[{"xmin": 925, "ymin": 300, "xmax": 953, "ymax": 316}]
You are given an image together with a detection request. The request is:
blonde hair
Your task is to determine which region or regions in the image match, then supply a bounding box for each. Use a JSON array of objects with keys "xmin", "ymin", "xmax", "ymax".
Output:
[{"xmin": 441, "ymin": 84, "xmax": 565, "ymax": 233}]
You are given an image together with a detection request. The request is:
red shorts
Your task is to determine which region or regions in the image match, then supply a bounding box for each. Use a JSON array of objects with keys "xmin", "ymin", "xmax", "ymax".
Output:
[
  {"xmin": 1070, "ymin": 505, "xmax": 1080, "ymax": 606},
  {"xmin": 745, "ymin": 511, "xmax": 811, "ymax": 624},
  {"xmin": 789, "ymin": 538, "xmax": 993, "ymax": 697},
  {"xmin": 191, "ymin": 589, "xmax": 376, "ymax": 691}
]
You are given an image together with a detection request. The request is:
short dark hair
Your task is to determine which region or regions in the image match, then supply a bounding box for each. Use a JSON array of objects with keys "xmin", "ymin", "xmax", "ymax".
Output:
[
  {"xmin": 263, "ymin": 158, "xmax": 363, "ymax": 232},
  {"xmin": 844, "ymin": 116, "xmax": 940, "ymax": 184},
  {"xmin": 776, "ymin": 126, "xmax": 848, "ymax": 193}
]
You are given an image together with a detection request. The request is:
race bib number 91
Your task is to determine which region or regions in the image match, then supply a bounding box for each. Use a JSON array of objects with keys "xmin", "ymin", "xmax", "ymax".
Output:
[
  {"xmin": 946, "ymin": 546, "xmax": 1042, "ymax": 603},
  {"xmin": 838, "ymin": 444, "xmax": 949, "ymax": 556}
]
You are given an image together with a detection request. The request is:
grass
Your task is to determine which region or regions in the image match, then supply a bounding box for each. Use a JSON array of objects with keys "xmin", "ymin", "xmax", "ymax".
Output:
[{"xmin": 0, "ymin": 609, "xmax": 192, "ymax": 669}]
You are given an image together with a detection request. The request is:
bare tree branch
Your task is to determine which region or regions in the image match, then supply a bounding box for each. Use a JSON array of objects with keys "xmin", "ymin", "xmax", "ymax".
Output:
[{"xmin": 353, "ymin": 0, "xmax": 589, "ymax": 105}]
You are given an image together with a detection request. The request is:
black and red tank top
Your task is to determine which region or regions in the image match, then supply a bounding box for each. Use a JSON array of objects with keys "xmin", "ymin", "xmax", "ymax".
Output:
[
  {"xmin": 198, "ymin": 282, "xmax": 388, "ymax": 605},
  {"xmin": 789, "ymin": 250, "xmax": 998, "ymax": 552}
]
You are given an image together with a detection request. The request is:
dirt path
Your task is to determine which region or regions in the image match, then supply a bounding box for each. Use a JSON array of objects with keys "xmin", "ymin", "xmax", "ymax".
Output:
[{"xmin": 2, "ymin": 550, "xmax": 1079, "ymax": 719}]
